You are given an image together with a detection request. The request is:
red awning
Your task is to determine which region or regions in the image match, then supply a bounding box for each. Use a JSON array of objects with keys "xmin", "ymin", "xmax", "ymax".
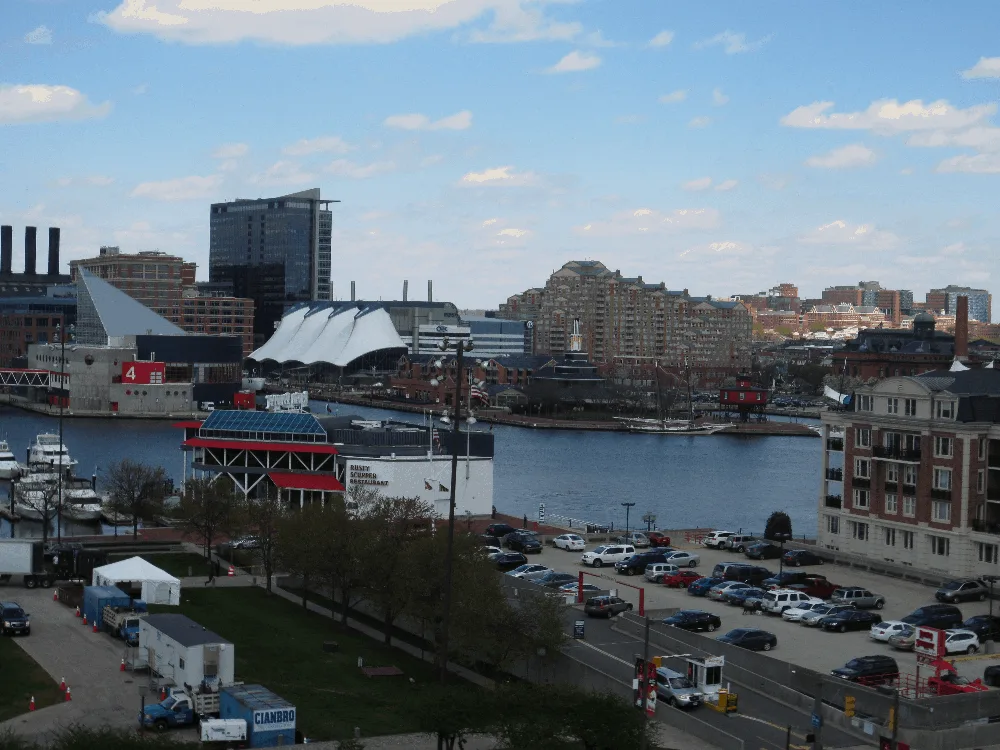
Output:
[
  {"xmin": 182, "ymin": 437, "xmax": 339, "ymax": 455},
  {"xmin": 173, "ymin": 421, "xmax": 204, "ymax": 429},
  {"xmin": 270, "ymin": 472, "xmax": 345, "ymax": 492}
]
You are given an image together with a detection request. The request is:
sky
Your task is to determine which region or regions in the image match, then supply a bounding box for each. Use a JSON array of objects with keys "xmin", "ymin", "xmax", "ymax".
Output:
[{"xmin": 2, "ymin": 1, "xmax": 999, "ymax": 317}]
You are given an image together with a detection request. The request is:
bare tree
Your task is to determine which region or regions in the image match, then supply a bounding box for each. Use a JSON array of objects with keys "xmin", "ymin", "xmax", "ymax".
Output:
[
  {"xmin": 243, "ymin": 484, "xmax": 285, "ymax": 593},
  {"xmin": 176, "ymin": 476, "xmax": 240, "ymax": 563},
  {"xmin": 14, "ymin": 481, "xmax": 61, "ymax": 547},
  {"xmin": 105, "ymin": 459, "xmax": 169, "ymax": 540}
]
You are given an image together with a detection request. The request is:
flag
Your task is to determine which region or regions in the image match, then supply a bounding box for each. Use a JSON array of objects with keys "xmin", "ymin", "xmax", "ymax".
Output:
[
  {"xmin": 439, "ymin": 483, "xmax": 448, "ymax": 492},
  {"xmin": 470, "ymin": 385, "xmax": 489, "ymax": 404},
  {"xmin": 424, "ymin": 480, "xmax": 433, "ymax": 490}
]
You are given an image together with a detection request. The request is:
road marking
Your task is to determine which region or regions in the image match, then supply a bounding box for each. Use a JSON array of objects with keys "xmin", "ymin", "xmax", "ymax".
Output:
[
  {"xmin": 570, "ymin": 640, "xmax": 633, "ymax": 667},
  {"xmin": 734, "ymin": 715, "xmax": 808, "ymax": 741}
]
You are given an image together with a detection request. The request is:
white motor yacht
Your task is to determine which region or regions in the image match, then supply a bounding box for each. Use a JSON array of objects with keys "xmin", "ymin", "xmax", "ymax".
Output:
[
  {"xmin": 0, "ymin": 440, "xmax": 21, "ymax": 479},
  {"xmin": 27, "ymin": 434, "xmax": 78, "ymax": 471},
  {"xmin": 60, "ymin": 486, "xmax": 104, "ymax": 522}
]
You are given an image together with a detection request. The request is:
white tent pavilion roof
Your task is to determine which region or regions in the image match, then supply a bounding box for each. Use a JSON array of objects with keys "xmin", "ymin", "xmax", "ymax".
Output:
[
  {"xmin": 250, "ymin": 303, "xmax": 406, "ymax": 366},
  {"xmin": 93, "ymin": 556, "xmax": 180, "ymax": 584}
]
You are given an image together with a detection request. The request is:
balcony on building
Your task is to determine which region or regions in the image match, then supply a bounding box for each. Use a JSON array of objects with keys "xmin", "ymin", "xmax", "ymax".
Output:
[
  {"xmin": 884, "ymin": 481, "xmax": 898, "ymax": 492},
  {"xmin": 825, "ymin": 468, "xmax": 843, "ymax": 481},
  {"xmin": 824, "ymin": 494, "xmax": 843, "ymax": 509},
  {"xmin": 872, "ymin": 445, "xmax": 922, "ymax": 463},
  {"xmin": 851, "ymin": 476, "xmax": 870, "ymax": 488},
  {"xmin": 930, "ymin": 487, "xmax": 952, "ymax": 501},
  {"xmin": 826, "ymin": 437, "xmax": 844, "ymax": 452}
]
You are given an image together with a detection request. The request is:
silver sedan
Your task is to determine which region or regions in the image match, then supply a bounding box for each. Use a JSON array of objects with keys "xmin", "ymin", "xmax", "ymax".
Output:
[{"xmin": 663, "ymin": 551, "xmax": 700, "ymax": 568}]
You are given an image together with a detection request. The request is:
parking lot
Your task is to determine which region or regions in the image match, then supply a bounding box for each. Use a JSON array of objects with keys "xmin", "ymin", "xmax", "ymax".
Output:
[{"xmin": 526, "ymin": 535, "xmax": 1000, "ymax": 683}]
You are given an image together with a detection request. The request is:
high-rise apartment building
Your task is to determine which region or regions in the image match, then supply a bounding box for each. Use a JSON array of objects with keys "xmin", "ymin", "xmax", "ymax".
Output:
[
  {"xmin": 928, "ymin": 285, "xmax": 992, "ymax": 323},
  {"xmin": 209, "ymin": 188, "xmax": 334, "ymax": 346}
]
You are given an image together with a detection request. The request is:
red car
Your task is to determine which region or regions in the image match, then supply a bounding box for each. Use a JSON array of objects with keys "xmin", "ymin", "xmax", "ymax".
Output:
[
  {"xmin": 647, "ymin": 531, "xmax": 672, "ymax": 548},
  {"xmin": 662, "ymin": 570, "xmax": 702, "ymax": 588},
  {"xmin": 928, "ymin": 671, "xmax": 988, "ymax": 695},
  {"xmin": 788, "ymin": 576, "xmax": 839, "ymax": 600}
]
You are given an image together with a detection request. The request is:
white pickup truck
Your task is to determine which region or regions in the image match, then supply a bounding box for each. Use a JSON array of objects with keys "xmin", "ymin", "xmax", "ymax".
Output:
[{"xmin": 580, "ymin": 544, "xmax": 635, "ymax": 568}]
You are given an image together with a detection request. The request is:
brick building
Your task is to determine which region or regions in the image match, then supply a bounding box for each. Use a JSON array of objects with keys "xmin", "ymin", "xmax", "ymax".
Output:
[
  {"xmin": 927, "ymin": 285, "xmax": 992, "ymax": 323},
  {"xmin": 818, "ymin": 367, "xmax": 1000, "ymax": 578}
]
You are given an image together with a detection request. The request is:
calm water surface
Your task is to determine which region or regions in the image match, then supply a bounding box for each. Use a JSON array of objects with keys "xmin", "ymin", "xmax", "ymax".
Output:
[{"xmin": 0, "ymin": 402, "xmax": 823, "ymax": 538}]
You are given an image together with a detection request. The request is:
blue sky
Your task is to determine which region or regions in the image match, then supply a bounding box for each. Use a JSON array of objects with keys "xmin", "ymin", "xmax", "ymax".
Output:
[{"xmin": 2, "ymin": 1, "xmax": 999, "ymax": 316}]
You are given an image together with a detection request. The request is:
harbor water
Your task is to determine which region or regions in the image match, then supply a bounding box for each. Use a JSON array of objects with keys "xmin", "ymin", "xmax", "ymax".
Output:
[{"xmin": 0, "ymin": 402, "xmax": 822, "ymax": 539}]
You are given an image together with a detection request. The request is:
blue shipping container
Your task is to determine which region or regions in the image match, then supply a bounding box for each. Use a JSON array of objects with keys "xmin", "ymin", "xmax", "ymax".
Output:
[
  {"xmin": 220, "ymin": 684, "xmax": 295, "ymax": 748},
  {"xmin": 81, "ymin": 585, "xmax": 131, "ymax": 629}
]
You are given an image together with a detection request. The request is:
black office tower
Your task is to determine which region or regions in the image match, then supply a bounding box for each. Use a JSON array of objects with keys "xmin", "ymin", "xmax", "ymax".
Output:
[{"xmin": 209, "ymin": 188, "xmax": 333, "ymax": 348}]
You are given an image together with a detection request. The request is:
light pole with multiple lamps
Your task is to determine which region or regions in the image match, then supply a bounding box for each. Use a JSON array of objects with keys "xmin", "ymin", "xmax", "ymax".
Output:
[
  {"xmin": 430, "ymin": 334, "xmax": 475, "ymax": 683},
  {"xmin": 54, "ymin": 322, "xmax": 74, "ymax": 545}
]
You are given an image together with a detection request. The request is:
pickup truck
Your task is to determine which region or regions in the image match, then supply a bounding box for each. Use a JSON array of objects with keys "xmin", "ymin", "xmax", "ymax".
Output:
[
  {"xmin": 103, "ymin": 604, "xmax": 147, "ymax": 645},
  {"xmin": 140, "ymin": 690, "xmax": 220, "ymax": 731}
]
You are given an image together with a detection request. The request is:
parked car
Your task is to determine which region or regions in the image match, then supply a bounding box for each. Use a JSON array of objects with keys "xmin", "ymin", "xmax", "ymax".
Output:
[
  {"xmin": 616, "ymin": 532, "xmax": 650, "ymax": 548},
  {"xmin": 584, "ymin": 595, "xmax": 633, "ymax": 618},
  {"xmin": 553, "ymin": 533, "xmax": 586, "ymax": 552},
  {"xmin": 493, "ymin": 552, "xmax": 528, "ymax": 572},
  {"xmin": 504, "ymin": 531, "xmax": 542, "ymax": 554},
  {"xmin": 725, "ymin": 587, "xmax": 766, "ymax": 606},
  {"xmin": 660, "ymin": 551, "xmax": 698, "ymax": 568},
  {"xmin": 716, "ymin": 628, "xmax": 777, "ymax": 652},
  {"xmin": 961, "ymin": 615, "xmax": 1000, "ymax": 642},
  {"xmin": 887, "ymin": 625, "xmax": 917, "ymax": 651},
  {"xmin": 0, "ymin": 602, "xmax": 30, "ymax": 636},
  {"xmin": 662, "ymin": 570, "xmax": 702, "ymax": 588},
  {"xmin": 984, "ymin": 665, "xmax": 1000, "ymax": 688},
  {"xmin": 708, "ymin": 582, "xmax": 751, "ymax": 601},
  {"xmin": 800, "ymin": 604, "xmax": 854, "ymax": 627},
  {"xmin": 712, "ymin": 562, "xmax": 751, "ymax": 579},
  {"xmin": 616, "ymin": 550, "xmax": 672, "ymax": 576},
  {"xmin": 831, "ymin": 655, "xmax": 899, "ymax": 685},
  {"xmin": 724, "ymin": 535, "xmax": 757, "ymax": 553},
  {"xmin": 727, "ymin": 566, "xmax": 775, "ymax": 586},
  {"xmin": 536, "ymin": 572, "xmax": 580, "ymax": 589},
  {"xmin": 479, "ymin": 545, "xmax": 503, "ymax": 557},
  {"xmin": 786, "ymin": 576, "xmax": 840, "ymax": 600},
  {"xmin": 761, "ymin": 571, "xmax": 815, "ymax": 589},
  {"xmin": 655, "ymin": 667, "xmax": 704, "ymax": 708},
  {"xmin": 900, "ymin": 604, "xmax": 963, "ymax": 630},
  {"xmin": 830, "ymin": 586, "xmax": 886, "ymax": 610},
  {"xmin": 646, "ymin": 531, "xmax": 672, "ymax": 548},
  {"xmin": 687, "ymin": 576, "xmax": 724, "ymax": 596},
  {"xmin": 745, "ymin": 542, "xmax": 783, "ymax": 560},
  {"xmin": 479, "ymin": 534, "xmax": 501, "ymax": 548},
  {"xmin": 581, "ymin": 544, "xmax": 636, "ymax": 568},
  {"xmin": 703, "ymin": 531, "xmax": 736, "ymax": 549},
  {"xmin": 232, "ymin": 536, "xmax": 259, "ymax": 550},
  {"xmin": 869, "ymin": 621, "xmax": 911, "ymax": 642},
  {"xmin": 781, "ymin": 602, "xmax": 827, "ymax": 623},
  {"xmin": 558, "ymin": 582, "xmax": 602, "ymax": 595},
  {"xmin": 485, "ymin": 523, "xmax": 518, "ymax": 538},
  {"xmin": 943, "ymin": 629, "xmax": 981, "ymax": 655},
  {"xmin": 782, "ymin": 549, "xmax": 824, "ymax": 567},
  {"xmin": 644, "ymin": 563, "xmax": 681, "ymax": 584},
  {"xmin": 760, "ymin": 590, "xmax": 821, "ymax": 615},
  {"xmin": 507, "ymin": 564, "xmax": 551, "ymax": 581},
  {"xmin": 662, "ymin": 610, "xmax": 722, "ymax": 633},
  {"xmin": 935, "ymin": 578, "xmax": 989, "ymax": 603},
  {"xmin": 820, "ymin": 609, "xmax": 883, "ymax": 633}
]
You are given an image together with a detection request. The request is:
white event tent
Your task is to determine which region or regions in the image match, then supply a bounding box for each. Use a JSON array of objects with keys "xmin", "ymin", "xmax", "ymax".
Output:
[{"xmin": 92, "ymin": 556, "xmax": 181, "ymax": 605}]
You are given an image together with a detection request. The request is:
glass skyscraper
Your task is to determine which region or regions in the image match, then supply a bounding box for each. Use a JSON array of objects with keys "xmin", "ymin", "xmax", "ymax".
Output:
[{"xmin": 209, "ymin": 188, "xmax": 333, "ymax": 346}]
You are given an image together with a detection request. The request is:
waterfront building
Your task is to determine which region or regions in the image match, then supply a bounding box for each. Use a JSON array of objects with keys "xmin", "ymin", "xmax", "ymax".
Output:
[
  {"xmin": 461, "ymin": 316, "xmax": 529, "ymax": 357},
  {"xmin": 70, "ymin": 247, "xmax": 255, "ymax": 355},
  {"xmin": 209, "ymin": 188, "xmax": 334, "ymax": 346},
  {"xmin": 0, "ymin": 290, "xmax": 75, "ymax": 367},
  {"xmin": 178, "ymin": 409, "xmax": 493, "ymax": 517},
  {"xmin": 927, "ymin": 285, "xmax": 992, "ymax": 323},
  {"xmin": 818, "ymin": 367, "xmax": 1000, "ymax": 578}
]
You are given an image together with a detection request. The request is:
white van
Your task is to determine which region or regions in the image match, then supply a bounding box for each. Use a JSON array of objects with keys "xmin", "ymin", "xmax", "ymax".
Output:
[{"xmin": 581, "ymin": 545, "xmax": 636, "ymax": 568}]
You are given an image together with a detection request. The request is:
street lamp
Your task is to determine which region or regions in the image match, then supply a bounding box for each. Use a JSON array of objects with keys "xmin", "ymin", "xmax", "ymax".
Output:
[
  {"xmin": 773, "ymin": 532, "xmax": 792, "ymax": 580},
  {"xmin": 435, "ymin": 335, "xmax": 474, "ymax": 683},
  {"xmin": 54, "ymin": 322, "xmax": 74, "ymax": 545},
  {"xmin": 621, "ymin": 502, "xmax": 635, "ymax": 538}
]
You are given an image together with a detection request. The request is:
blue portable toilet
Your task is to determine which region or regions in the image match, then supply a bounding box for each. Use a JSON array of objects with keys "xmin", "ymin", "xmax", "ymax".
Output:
[{"xmin": 81, "ymin": 585, "xmax": 131, "ymax": 629}]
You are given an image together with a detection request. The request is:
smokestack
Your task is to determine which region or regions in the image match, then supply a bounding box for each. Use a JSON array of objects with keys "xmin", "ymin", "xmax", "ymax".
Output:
[
  {"xmin": 48, "ymin": 227, "xmax": 60, "ymax": 276},
  {"xmin": 955, "ymin": 295, "xmax": 969, "ymax": 359},
  {"xmin": 350, "ymin": 281, "xmax": 355, "ymax": 302},
  {"xmin": 428, "ymin": 280, "xmax": 433, "ymax": 303},
  {"xmin": 403, "ymin": 280, "xmax": 408, "ymax": 302},
  {"xmin": 0, "ymin": 226, "xmax": 11, "ymax": 275},
  {"xmin": 24, "ymin": 227, "xmax": 37, "ymax": 275}
]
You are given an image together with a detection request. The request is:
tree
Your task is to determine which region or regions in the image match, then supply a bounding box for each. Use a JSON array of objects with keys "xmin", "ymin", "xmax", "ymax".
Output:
[
  {"xmin": 104, "ymin": 459, "xmax": 169, "ymax": 540},
  {"xmin": 175, "ymin": 477, "xmax": 240, "ymax": 562},
  {"xmin": 13, "ymin": 480, "xmax": 61, "ymax": 547},
  {"xmin": 414, "ymin": 683, "xmax": 494, "ymax": 750},
  {"xmin": 315, "ymin": 491, "xmax": 370, "ymax": 625},
  {"xmin": 243, "ymin": 484, "xmax": 285, "ymax": 593},
  {"xmin": 764, "ymin": 510, "xmax": 793, "ymax": 541},
  {"xmin": 275, "ymin": 503, "xmax": 328, "ymax": 609}
]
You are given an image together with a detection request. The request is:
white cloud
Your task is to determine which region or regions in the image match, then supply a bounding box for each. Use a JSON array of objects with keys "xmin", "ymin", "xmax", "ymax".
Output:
[
  {"xmin": 282, "ymin": 135, "xmax": 353, "ymax": 155},
  {"xmin": 648, "ymin": 30, "xmax": 674, "ymax": 48},
  {"xmin": 383, "ymin": 110, "xmax": 472, "ymax": 131},
  {"xmin": 0, "ymin": 84, "xmax": 111, "ymax": 125},
  {"xmin": 325, "ymin": 159, "xmax": 396, "ymax": 179},
  {"xmin": 460, "ymin": 165, "xmax": 537, "ymax": 186},
  {"xmin": 682, "ymin": 177, "xmax": 713, "ymax": 191},
  {"xmin": 715, "ymin": 179, "xmax": 738, "ymax": 191},
  {"xmin": 482, "ymin": 218, "xmax": 498, "ymax": 227},
  {"xmin": 54, "ymin": 176, "xmax": 115, "ymax": 188},
  {"xmin": 420, "ymin": 154, "xmax": 444, "ymax": 167},
  {"xmin": 131, "ymin": 174, "xmax": 222, "ymax": 201},
  {"xmin": 99, "ymin": 0, "xmax": 572, "ymax": 46},
  {"xmin": 25, "ymin": 25, "xmax": 53, "ymax": 45},
  {"xmin": 805, "ymin": 143, "xmax": 876, "ymax": 169},
  {"xmin": 688, "ymin": 116, "xmax": 711, "ymax": 128},
  {"xmin": 781, "ymin": 99, "xmax": 994, "ymax": 133},
  {"xmin": 941, "ymin": 241, "xmax": 966, "ymax": 256},
  {"xmin": 132, "ymin": 83, "xmax": 149, "ymax": 95},
  {"xmin": 962, "ymin": 57, "xmax": 1000, "ymax": 80},
  {"xmin": 712, "ymin": 88, "xmax": 729, "ymax": 106},
  {"xmin": 906, "ymin": 126, "xmax": 1000, "ymax": 152},
  {"xmin": 678, "ymin": 240, "xmax": 754, "ymax": 260},
  {"xmin": 797, "ymin": 219, "xmax": 900, "ymax": 251},
  {"xmin": 659, "ymin": 90, "xmax": 687, "ymax": 104},
  {"xmin": 695, "ymin": 30, "xmax": 771, "ymax": 54},
  {"xmin": 250, "ymin": 160, "xmax": 316, "ymax": 187},
  {"xmin": 497, "ymin": 228, "xmax": 528, "ymax": 238},
  {"xmin": 546, "ymin": 50, "xmax": 601, "ymax": 74},
  {"xmin": 936, "ymin": 153, "xmax": 1000, "ymax": 174},
  {"xmin": 574, "ymin": 207, "xmax": 721, "ymax": 238},
  {"xmin": 212, "ymin": 142, "xmax": 249, "ymax": 159},
  {"xmin": 900, "ymin": 167, "xmax": 915, "ymax": 176}
]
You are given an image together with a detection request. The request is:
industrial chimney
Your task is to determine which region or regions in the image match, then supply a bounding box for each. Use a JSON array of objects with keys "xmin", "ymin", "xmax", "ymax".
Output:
[
  {"xmin": 24, "ymin": 227, "xmax": 37, "ymax": 275},
  {"xmin": 48, "ymin": 227, "xmax": 60, "ymax": 276},
  {"xmin": 0, "ymin": 226, "xmax": 11, "ymax": 275},
  {"xmin": 403, "ymin": 280, "xmax": 408, "ymax": 302},
  {"xmin": 955, "ymin": 295, "xmax": 969, "ymax": 359},
  {"xmin": 350, "ymin": 281, "xmax": 356, "ymax": 302},
  {"xmin": 427, "ymin": 280, "xmax": 433, "ymax": 303}
]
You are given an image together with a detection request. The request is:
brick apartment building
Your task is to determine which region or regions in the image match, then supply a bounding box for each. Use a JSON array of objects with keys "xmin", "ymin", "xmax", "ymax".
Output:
[
  {"xmin": 499, "ymin": 260, "xmax": 752, "ymax": 385},
  {"xmin": 818, "ymin": 367, "xmax": 1000, "ymax": 578},
  {"xmin": 70, "ymin": 248, "xmax": 255, "ymax": 355}
]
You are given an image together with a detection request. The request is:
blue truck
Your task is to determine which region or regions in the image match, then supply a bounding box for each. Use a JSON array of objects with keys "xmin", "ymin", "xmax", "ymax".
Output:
[
  {"xmin": 139, "ymin": 689, "xmax": 220, "ymax": 731},
  {"xmin": 102, "ymin": 602, "xmax": 147, "ymax": 645}
]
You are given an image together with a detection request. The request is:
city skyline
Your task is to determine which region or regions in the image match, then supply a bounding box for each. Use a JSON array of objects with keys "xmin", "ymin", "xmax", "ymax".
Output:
[{"xmin": 2, "ymin": 1, "xmax": 999, "ymax": 317}]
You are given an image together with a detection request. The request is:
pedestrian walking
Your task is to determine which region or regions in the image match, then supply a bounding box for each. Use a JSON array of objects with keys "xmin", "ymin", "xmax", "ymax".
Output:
[
  {"xmin": 491, "ymin": 505, "xmax": 497, "ymax": 519},
  {"xmin": 523, "ymin": 514, "xmax": 528, "ymax": 528}
]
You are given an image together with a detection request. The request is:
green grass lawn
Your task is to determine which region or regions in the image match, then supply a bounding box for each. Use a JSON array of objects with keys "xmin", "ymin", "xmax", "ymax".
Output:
[
  {"xmin": 0, "ymin": 637, "xmax": 65, "ymax": 721},
  {"xmin": 107, "ymin": 552, "xmax": 212, "ymax": 578},
  {"xmin": 150, "ymin": 588, "xmax": 449, "ymax": 741}
]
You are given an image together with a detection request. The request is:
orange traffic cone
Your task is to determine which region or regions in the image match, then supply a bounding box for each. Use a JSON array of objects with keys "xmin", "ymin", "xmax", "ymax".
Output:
[
  {"xmin": 82, "ymin": 613, "xmax": 87, "ymax": 626},
  {"xmin": 92, "ymin": 621, "xmax": 97, "ymax": 633},
  {"xmin": 29, "ymin": 696, "xmax": 35, "ymax": 712},
  {"xmin": 64, "ymin": 687, "xmax": 72, "ymax": 702},
  {"xmin": 59, "ymin": 677, "xmax": 65, "ymax": 691},
  {"xmin": 120, "ymin": 658, "xmax": 126, "ymax": 672},
  {"xmin": 227, "ymin": 565, "xmax": 235, "ymax": 577},
  {"xmin": 74, "ymin": 606, "xmax": 80, "ymax": 618},
  {"xmin": 52, "ymin": 590, "xmax": 58, "ymax": 601}
]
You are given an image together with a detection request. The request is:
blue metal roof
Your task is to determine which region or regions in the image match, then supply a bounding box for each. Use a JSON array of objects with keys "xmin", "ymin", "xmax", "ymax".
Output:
[{"xmin": 201, "ymin": 410, "xmax": 326, "ymax": 436}]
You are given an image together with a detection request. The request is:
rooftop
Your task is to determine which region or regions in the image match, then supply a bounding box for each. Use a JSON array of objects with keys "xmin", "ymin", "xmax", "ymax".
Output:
[{"xmin": 144, "ymin": 613, "xmax": 231, "ymax": 648}]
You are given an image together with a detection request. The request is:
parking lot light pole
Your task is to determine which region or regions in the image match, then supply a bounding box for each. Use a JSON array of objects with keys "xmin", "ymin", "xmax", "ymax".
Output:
[
  {"xmin": 621, "ymin": 502, "xmax": 635, "ymax": 538},
  {"xmin": 775, "ymin": 532, "xmax": 792, "ymax": 580}
]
